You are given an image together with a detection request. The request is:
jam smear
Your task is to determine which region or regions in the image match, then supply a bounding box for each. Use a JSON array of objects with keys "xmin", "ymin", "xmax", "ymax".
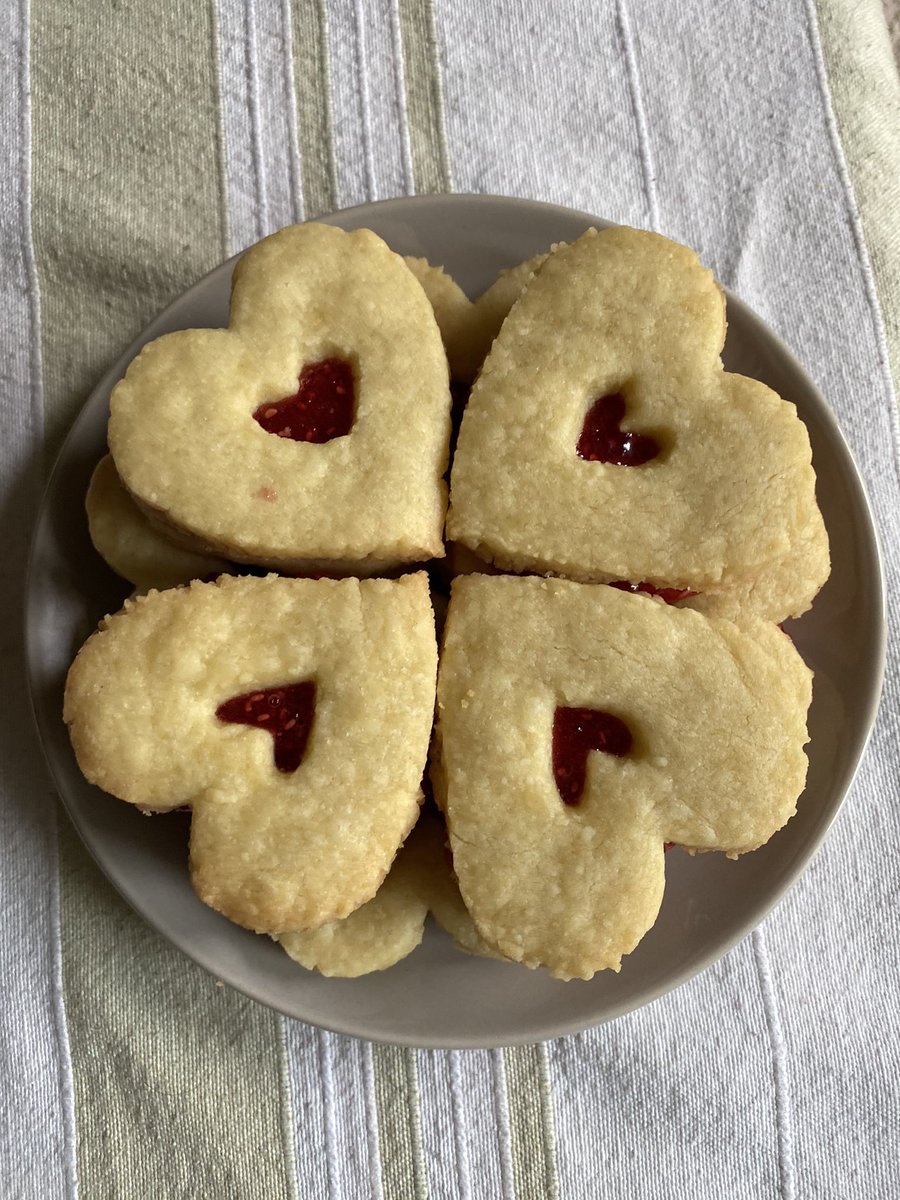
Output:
[
  {"xmin": 216, "ymin": 681, "xmax": 316, "ymax": 773},
  {"xmin": 610, "ymin": 580, "xmax": 697, "ymax": 605},
  {"xmin": 577, "ymin": 392, "xmax": 659, "ymax": 465},
  {"xmin": 253, "ymin": 358, "xmax": 354, "ymax": 443},
  {"xmin": 552, "ymin": 706, "xmax": 632, "ymax": 806}
]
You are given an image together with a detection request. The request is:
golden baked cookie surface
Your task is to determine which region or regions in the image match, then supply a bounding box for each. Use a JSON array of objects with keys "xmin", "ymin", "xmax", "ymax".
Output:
[
  {"xmin": 447, "ymin": 227, "xmax": 829, "ymax": 619},
  {"xmin": 435, "ymin": 574, "xmax": 812, "ymax": 979},
  {"xmin": 68, "ymin": 218, "xmax": 831, "ymax": 984},
  {"xmin": 403, "ymin": 255, "xmax": 474, "ymax": 383},
  {"xmin": 278, "ymin": 817, "xmax": 436, "ymax": 976},
  {"xmin": 64, "ymin": 573, "xmax": 437, "ymax": 934},
  {"xmin": 109, "ymin": 223, "xmax": 452, "ymax": 573},
  {"xmin": 278, "ymin": 806, "xmax": 493, "ymax": 976},
  {"xmin": 86, "ymin": 455, "xmax": 229, "ymax": 589}
]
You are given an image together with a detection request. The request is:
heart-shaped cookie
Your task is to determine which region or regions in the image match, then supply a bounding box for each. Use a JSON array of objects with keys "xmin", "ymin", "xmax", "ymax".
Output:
[
  {"xmin": 433, "ymin": 574, "xmax": 812, "ymax": 979},
  {"xmin": 64, "ymin": 573, "xmax": 437, "ymax": 933},
  {"xmin": 108, "ymin": 223, "xmax": 452, "ymax": 574},
  {"xmin": 446, "ymin": 227, "xmax": 829, "ymax": 621}
]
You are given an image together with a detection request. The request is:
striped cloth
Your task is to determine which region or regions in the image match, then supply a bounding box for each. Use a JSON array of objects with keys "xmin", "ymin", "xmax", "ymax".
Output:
[{"xmin": 3, "ymin": 0, "xmax": 899, "ymax": 1196}]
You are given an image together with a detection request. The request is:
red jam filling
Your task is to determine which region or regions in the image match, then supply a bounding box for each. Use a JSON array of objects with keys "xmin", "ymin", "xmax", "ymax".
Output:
[
  {"xmin": 253, "ymin": 358, "xmax": 354, "ymax": 442},
  {"xmin": 577, "ymin": 392, "xmax": 659, "ymax": 465},
  {"xmin": 216, "ymin": 681, "xmax": 316, "ymax": 773},
  {"xmin": 552, "ymin": 706, "xmax": 632, "ymax": 805},
  {"xmin": 610, "ymin": 580, "xmax": 697, "ymax": 605}
]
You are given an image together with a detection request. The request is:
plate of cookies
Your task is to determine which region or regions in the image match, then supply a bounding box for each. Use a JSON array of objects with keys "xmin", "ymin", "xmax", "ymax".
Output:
[{"xmin": 27, "ymin": 195, "xmax": 884, "ymax": 1047}]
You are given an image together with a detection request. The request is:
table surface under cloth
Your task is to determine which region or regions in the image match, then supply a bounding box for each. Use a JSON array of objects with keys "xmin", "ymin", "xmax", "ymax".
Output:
[{"xmin": 2, "ymin": 1, "xmax": 899, "ymax": 1196}]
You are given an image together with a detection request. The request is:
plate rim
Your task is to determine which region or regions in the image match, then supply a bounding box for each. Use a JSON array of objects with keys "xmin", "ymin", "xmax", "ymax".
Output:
[{"xmin": 24, "ymin": 192, "xmax": 887, "ymax": 1048}]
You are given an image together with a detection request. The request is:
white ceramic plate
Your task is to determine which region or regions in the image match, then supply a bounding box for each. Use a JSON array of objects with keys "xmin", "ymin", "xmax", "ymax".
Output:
[{"xmin": 26, "ymin": 195, "xmax": 885, "ymax": 1048}]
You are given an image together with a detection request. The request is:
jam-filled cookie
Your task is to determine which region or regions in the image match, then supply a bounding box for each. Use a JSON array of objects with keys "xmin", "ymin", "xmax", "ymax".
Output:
[
  {"xmin": 108, "ymin": 223, "xmax": 452, "ymax": 574},
  {"xmin": 64, "ymin": 573, "xmax": 437, "ymax": 933},
  {"xmin": 447, "ymin": 227, "xmax": 829, "ymax": 621},
  {"xmin": 433, "ymin": 574, "xmax": 812, "ymax": 979},
  {"xmin": 86, "ymin": 455, "xmax": 230, "ymax": 590},
  {"xmin": 90, "ymin": 261, "xmax": 468, "ymax": 590}
]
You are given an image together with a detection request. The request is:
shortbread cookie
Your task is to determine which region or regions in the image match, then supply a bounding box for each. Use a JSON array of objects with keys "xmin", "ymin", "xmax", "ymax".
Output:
[
  {"xmin": 451, "ymin": 252, "xmax": 550, "ymax": 384},
  {"xmin": 450, "ymin": 242, "xmax": 828, "ymax": 624},
  {"xmin": 425, "ymin": 856, "xmax": 503, "ymax": 961},
  {"xmin": 86, "ymin": 455, "xmax": 230, "ymax": 590},
  {"xmin": 279, "ymin": 817, "xmax": 434, "ymax": 976},
  {"xmin": 64, "ymin": 573, "xmax": 437, "ymax": 933},
  {"xmin": 429, "ymin": 883, "xmax": 499, "ymax": 959},
  {"xmin": 678, "ymin": 535, "xmax": 828, "ymax": 621},
  {"xmin": 439, "ymin": 519, "xmax": 808, "ymax": 628},
  {"xmin": 434, "ymin": 574, "xmax": 812, "ymax": 979},
  {"xmin": 279, "ymin": 806, "xmax": 497, "ymax": 975},
  {"xmin": 447, "ymin": 227, "xmax": 830, "ymax": 621},
  {"xmin": 403, "ymin": 257, "xmax": 474, "ymax": 383},
  {"xmin": 109, "ymin": 223, "xmax": 452, "ymax": 574},
  {"xmin": 405, "ymin": 805, "xmax": 504, "ymax": 960}
]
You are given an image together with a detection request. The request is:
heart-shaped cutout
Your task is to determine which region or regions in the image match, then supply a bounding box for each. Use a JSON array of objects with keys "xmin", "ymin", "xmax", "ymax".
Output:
[
  {"xmin": 254, "ymin": 358, "xmax": 354, "ymax": 443},
  {"xmin": 216, "ymin": 681, "xmax": 316, "ymax": 773},
  {"xmin": 552, "ymin": 705, "xmax": 632, "ymax": 804},
  {"xmin": 576, "ymin": 391, "xmax": 660, "ymax": 465}
]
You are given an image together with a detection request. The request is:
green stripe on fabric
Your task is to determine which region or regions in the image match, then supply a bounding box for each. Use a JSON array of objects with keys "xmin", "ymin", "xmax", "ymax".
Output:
[
  {"xmin": 57, "ymin": 826, "xmax": 294, "ymax": 1199},
  {"xmin": 291, "ymin": 0, "xmax": 338, "ymax": 217},
  {"xmin": 813, "ymin": 0, "xmax": 900, "ymax": 398},
  {"xmin": 31, "ymin": 3, "xmax": 296, "ymax": 1195},
  {"xmin": 372, "ymin": 1045, "xmax": 428, "ymax": 1199},
  {"xmin": 31, "ymin": 0, "xmax": 228, "ymax": 459},
  {"xmin": 396, "ymin": 0, "xmax": 453, "ymax": 194},
  {"xmin": 504, "ymin": 1044, "xmax": 560, "ymax": 1200}
]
